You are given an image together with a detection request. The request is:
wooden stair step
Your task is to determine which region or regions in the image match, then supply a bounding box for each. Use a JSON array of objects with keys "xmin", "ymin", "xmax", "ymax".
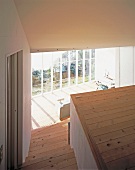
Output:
[
  {"xmin": 32, "ymin": 119, "xmax": 69, "ymax": 135},
  {"xmin": 30, "ymin": 134, "xmax": 68, "ymax": 148},
  {"xmin": 31, "ymin": 127, "xmax": 68, "ymax": 139},
  {"xmin": 23, "ymin": 117, "xmax": 77, "ymax": 169},
  {"xmin": 36, "ymin": 157, "xmax": 77, "ymax": 170},
  {"xmin": 28, "ymin": 141, "xmax": 68, "ymax": 156},
  {"xmin": 30, "ymin": 130, "xmax": 68, "ymax": 144},
  {"xmin": 31, "ymin": 131, "xmax": 68, "ymax": 144},
  {"xmin": 32, "ymin": 124, "xmax": 68, "ymax": 136},
  {"xmin": 29, "ymin": 138, "xmax": 68, "ymax": 152},
  {"xmin": 22, "ymin": 151, "xmax": 75, "ymax": 170},
  {"xmin": 26, "ymin": 145, "xmax": 72, "ymax": 162}
]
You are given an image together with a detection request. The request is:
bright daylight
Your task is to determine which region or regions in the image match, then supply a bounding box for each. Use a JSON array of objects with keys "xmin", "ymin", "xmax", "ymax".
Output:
[
  {"xmin": 3, "ymin": 1, "xmax": 135, "ymax": 170},
  {"xmin": 31, "ymin": 48, "xmax": 115, "ymax": 129}
]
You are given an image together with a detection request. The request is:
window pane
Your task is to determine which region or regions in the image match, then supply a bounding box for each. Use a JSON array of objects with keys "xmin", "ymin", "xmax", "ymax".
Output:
[
  {"xmin": 85, "ymin": 60, "xmax": 89, "ymax": 82},
  {"xmin": 62, "ymin": 62, "xmax": 68, "ymax": 88},
  {"xmin": 53, "ymin": 54, "xmax": 60, "ymax": 63},
  {"xmin": 32, "ymin": 53, "xmax": 42, "ymax": 68},
  {"xmin": 78, "ymin": 50, "xmax": 83, "ymax": 60},
  {"xmin": 43, "ymin": 52, "xmax": 52, "ymax": 93},
  {"xmin": 62, "ymin": 51, "xmax": 69, "ymax": 62},
  {"xmin": 31, "ymin": 49, "xmax": 96, "ymax": 95},
  {"xmin": 85, "ymin": 50, "xmax": 90, "ymax": 60},
  {"xmin": 91, "ymin": 59, "xmax": 95, "ymax": 80},
  {"xmin": 32, "ymin": 53, "xmax": 42, "ymax": 96},
  {"xmin": 43, "ymin": 69, "xmax": 51, "ymax": 92},
  {"xmin": 70, "ymin": 61, "xmax": 76, "ymax": 85},
  {"xmin": 52, "ymin": 52, "xmax": 61, "ymax": 90},
  {"xmin": 53, "ymin": 63, "xmax": 60, "ymax": 90},
  {"xmin": 91, "ymin": 49, "xmax": 95, "ymax": 59},
  {"xmin": 32, "ymin": 69, "xmax": 42, "ymax": 96},
  {"xmin": 70, "ymin": 50, "xmax": 76, "ymax": 61},
  {"xmin": 78, "ymin": 60, "xmax": 83, "ymax": 84}
]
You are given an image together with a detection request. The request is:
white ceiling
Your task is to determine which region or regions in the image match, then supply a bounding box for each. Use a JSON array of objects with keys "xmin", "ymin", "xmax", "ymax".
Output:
[{"xmin": 14, "ymin": 0, "xmax": 135, "ymax": 52}]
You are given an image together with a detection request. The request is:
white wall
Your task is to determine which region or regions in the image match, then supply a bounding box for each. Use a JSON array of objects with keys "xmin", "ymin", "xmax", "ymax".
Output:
[
  {"xmin": 120, "ymin": 47, "xmax": 134, "ymax": 87},
  {"xmin": 70, "ymin": 99, "xmax": 98, "ymax": 170},
  {"xmin": 96, "ymin": 46, "xmax": 135, "ymax": 88},
  {"xmin": 0, "ymin": 0, "xmax": 31, "ymax": 169},
  {"xmin": 115, "ymin": 48, "xmax": 120, "ymax": 87},
  {"xmin": 115, "ymin": 46, "xmax": 135, "ymax": 87},
  {"xmin": 95, "ymin": 48, "xmax": 115, "ymax": 81}
]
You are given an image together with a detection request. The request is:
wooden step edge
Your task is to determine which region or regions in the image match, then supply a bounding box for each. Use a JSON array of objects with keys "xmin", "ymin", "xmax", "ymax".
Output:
[
  {"xmin": 23, "ymin": 150, "xmax": 74, "ymax": 167},
  {"xmin": 26, "ymin": 146, "xmax": 73, "ymax": 162},
  {"xmin": 31, "ymin": 120, "xmax": 69, "ymax": 135}
]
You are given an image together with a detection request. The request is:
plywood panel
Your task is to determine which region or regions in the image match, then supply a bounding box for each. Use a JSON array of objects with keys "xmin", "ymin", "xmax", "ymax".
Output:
[{"xmin": 71, "ymin": 85, "xmax": 135, "ymax": 170}]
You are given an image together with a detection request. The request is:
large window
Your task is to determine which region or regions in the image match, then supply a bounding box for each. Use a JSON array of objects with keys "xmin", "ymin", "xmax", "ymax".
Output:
[
  {"xmin": 43, "ymin": 53, "xmax": 52, "ymax": 93},
  {"xmin": 78, "ymin": 50, "xmax": 83, "ymax": 84},
  {"xmin": 32, "ymin": 53, "xmax": 42, "ymax": 96},
  {"xmin": 85, "ymin": 50, "xmax": 90, "ymax": 82},
  {"xmin": 91, "ymin": 49, "xmax": 95, "ymax": 80},
  {"xmin": 53, "ymin": 53, "xmax": 61, "ymax": 90},
  {"xmin": 31, "ymin": 49, "xmax": 95, "ymax": 96},
  {"xmin": 70, "ymin": 51, "xmax": 76, "ymax": 85},
  {"xmin": 62, "ymin": 51, "xmax": 69, "ymax": 88}
]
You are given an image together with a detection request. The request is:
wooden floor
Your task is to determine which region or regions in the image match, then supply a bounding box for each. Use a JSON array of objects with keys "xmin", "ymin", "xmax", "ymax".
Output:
[
  {"xmin": 26, "ymin": 82, "xmax": 97, "ymax": 170},
  {"xmin": 31, "ymin": 82, "xmax": 97, "ymax": 130},
  {"xmin": 21, "ymin": 119, "xmax": 78, "ymax": 170},
  {"xmin": 71, "ymin": 85, "xmax": 135, "ymax": 170}
]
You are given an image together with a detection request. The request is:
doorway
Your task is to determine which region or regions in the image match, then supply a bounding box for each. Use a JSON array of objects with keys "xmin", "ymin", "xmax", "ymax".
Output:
[{"xmin": 6, "ymin": 51, "xmax": 23, "ymax": 169}]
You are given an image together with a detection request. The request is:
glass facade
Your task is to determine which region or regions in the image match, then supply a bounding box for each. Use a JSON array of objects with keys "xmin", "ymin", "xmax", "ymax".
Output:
[
  {"xmin": 78, "ymin": 50, "xmax": 83, "ymax": 84},
  {"xmin": 32, "ymin": 53, "xmax": 42, "ymax": 96},
  {"xmin": 70, "ymin": 51, "xmax": 76, "ymax": 85},
  {"xmin": 62, "ymin": 51, "xmax": 69, "ymax": 88},
  {"xmin": 85, "ymin": 50, "xmax": 90, "ymax": 82},
  {"xmin": 31, "ymin": 49, "xmax": 95, "ymax": 96},
  {"xmin": 43, "ymin": 53, "xmax": 52, "ymax": 93},
  {"xmin": 91, "ymin": 49, "xmax": 95, "ymax": 80}
]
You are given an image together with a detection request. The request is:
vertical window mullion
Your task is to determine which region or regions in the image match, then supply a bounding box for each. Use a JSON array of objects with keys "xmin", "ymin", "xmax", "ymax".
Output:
[{"xmin": 76, "ymin": 50, "xmax": 78, "ymax": 85}]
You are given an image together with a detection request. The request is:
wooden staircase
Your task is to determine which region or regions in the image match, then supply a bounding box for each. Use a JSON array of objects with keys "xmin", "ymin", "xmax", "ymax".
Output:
[{"xmin": 21, "ymin": 119, "xmax": 78, "ymax": 170}]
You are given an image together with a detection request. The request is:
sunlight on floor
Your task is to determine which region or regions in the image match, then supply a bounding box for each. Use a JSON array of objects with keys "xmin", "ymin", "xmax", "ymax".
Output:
[{"xmin": 31, "ymin": 82, "xmax": 97, "ymax": 130}]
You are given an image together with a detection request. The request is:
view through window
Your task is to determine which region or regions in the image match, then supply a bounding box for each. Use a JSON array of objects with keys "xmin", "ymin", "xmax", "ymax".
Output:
[{"xmin": 32, "ymin": 49, "xmax": 95, "ymax": 96}]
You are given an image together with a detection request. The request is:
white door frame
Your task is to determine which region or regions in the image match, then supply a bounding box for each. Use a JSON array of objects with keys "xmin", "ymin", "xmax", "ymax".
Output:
[{"xmin": 6, "ymin": 50, "xmax": 23, "ymax": 169}]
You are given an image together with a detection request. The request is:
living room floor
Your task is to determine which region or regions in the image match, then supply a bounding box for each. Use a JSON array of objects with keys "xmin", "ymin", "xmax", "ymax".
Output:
[{"xmin": 31, "ymin": 82, "xmax": 97, "ymax": 130}]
